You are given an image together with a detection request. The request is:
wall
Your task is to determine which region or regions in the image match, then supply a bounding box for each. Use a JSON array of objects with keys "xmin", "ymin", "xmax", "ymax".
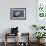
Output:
[{"xmin": 0, "ymin": 0, "xmax": 36, "ymax": 42}]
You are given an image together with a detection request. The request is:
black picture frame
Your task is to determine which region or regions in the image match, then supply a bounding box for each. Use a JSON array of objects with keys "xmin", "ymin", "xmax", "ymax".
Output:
[{"xmin": 10, "ymin": 8, "xmax": 26, "ymax": 20}]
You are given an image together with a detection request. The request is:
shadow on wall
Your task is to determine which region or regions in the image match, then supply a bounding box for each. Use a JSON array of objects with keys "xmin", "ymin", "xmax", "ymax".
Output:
[{"xmin": 2, "ymin": 28, "xmax": 11, "ymax": 34}]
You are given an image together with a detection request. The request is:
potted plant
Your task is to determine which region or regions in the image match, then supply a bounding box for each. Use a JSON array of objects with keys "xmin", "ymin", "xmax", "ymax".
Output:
[
  {"xmin": 33, "ymin": 32, "xmax": 46, "ymax": 43},
  {"xmin": 32, "ymin": 25, "xmax": 46, "ymax": 43},
  {"xmin": 32, "ymin": 24, "xmax": 45, "ymax": 30}
]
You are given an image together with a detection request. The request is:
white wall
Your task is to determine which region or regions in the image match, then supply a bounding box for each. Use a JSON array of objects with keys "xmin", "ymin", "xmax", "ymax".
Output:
[{"xmin": 0, "ymin": 0, "xmax": 37, "ymax": 42}]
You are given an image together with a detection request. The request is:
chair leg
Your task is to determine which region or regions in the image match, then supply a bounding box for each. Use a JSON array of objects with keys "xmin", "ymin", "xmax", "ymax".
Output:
[
  {"xmin": 4, "ymin": 41, "xmax": 7, "ymax": 46},
  {"xmin": 4, "ymin": 33, "xmax": 7, "ymax": 46}
]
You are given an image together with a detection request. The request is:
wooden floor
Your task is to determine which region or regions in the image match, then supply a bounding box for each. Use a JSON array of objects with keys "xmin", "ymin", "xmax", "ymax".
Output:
[{"xmin": 0, "ymin": 42, "xmax": 46, "ymax": 46}]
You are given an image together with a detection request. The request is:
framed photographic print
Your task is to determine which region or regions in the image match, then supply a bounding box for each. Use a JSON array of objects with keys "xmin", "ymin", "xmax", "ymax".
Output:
[
  {"xmin": 36, "ymin": 0, "xmax": 46, "ymax": 26},
  {"xmin": 10, "ymin": 8, "xmax": 26, "ymax": 20},
  {"xmin": 37, "ymin": 0, "xmax": 46, "ymax": 18}
]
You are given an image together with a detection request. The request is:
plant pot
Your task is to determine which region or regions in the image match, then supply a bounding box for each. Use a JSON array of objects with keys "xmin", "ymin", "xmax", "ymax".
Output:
[
  {"xmin": 37, "ymin": 39, "xmax": 40, "ymax": 43},
  {"xmin": 37, "ymin": 39, "xmax": 45, "ymax": 44},
  {"xmin": 40, "ymin": 39, "xmax": 45, "ymax": 43}
]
